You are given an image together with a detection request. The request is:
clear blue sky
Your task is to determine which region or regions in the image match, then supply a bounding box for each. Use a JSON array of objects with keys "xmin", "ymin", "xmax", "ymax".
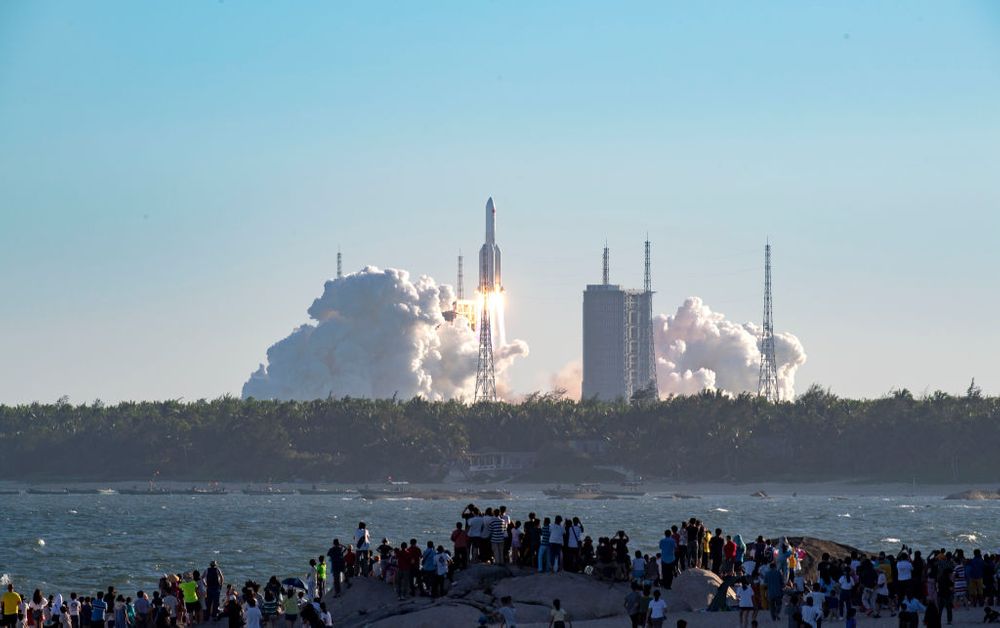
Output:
[{"xmin": 2, "ymin": 1, "xmax": 999, "ymax": 403}]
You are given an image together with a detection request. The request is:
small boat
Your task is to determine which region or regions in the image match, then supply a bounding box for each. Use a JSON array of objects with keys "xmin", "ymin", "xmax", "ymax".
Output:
[
  {"xmin": 297, "ymin": 486, "xmax": 358, "ymax": 496},
  {"xmin": 543, "ymin": 483, "xmax": 623, "ymax": 500},
  {"xmin": 65, "ymin": 488, "xmax": 116, "ymax": 495},
  {"xmin": 162, "ymin": 485, "xmax": 228, "ymax": 495},
  {"xmin": 358, "ymin": 487, "xmax": 412, "ymax": 500},
  {"xmin": 466, "ymin": 488, "xmax": 513, "ymax": 500},
  {"xmin": 242, "ymin": 486, "xmax": 295, "ymax": 495},
  {"xmin": 175, "ymin": 487, "xmax": 228, "ymax": 495},
  {"xmin": 118, "ymin": 487, "xmax": 170, "ymax": 496}
]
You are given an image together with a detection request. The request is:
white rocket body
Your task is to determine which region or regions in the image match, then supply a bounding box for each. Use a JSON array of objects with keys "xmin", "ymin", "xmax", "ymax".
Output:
[{"xmin": 478, "ymin": 197, "xmax": 502, "ymax": 292}]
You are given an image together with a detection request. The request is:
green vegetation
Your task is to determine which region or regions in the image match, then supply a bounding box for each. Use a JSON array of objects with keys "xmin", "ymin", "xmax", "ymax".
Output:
[{"xmin": 1, "ymin": 385, "xmax": 998, "ymax": 482}]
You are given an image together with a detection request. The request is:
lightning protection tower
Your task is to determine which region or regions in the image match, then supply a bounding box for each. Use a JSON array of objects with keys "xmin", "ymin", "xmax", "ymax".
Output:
[
  {"xmin": 757, "ymin": 241, "xmax": 779, "ymax": 402},
  {"xmin": 336, "ymin": 247, "xmax": 343, "ymax": 279}
]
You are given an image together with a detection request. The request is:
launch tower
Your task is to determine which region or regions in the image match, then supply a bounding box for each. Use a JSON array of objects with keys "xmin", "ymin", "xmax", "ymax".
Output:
[
  {"xmin": 757, "ymin": 241, "xmax": 779, "ymax": 402},
  {"xmin": 474, "ymin": 197, "xmax": 501, "ymax": 402}
]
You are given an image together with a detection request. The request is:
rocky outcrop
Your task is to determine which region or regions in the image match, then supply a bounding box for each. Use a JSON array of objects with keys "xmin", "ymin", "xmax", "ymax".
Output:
[
  {"xmin": 323, "ymin": 538, "xmax": 861, "ymax": 625},
  {"xmin": 784, "ymin": 537, "xmax": 868, "ymax": 581},
  {"xmin": 365, "ymin": 602, "xmax": 485, "ymax": 627},
  {"xmin": 323, "ymin": 567, "xmax": 632, "ymax": 627},
  {"xmin": 944, "ymin": 489, "xmax": 1000, "ymax": 500},
  {"xmin": 492, "ymin": 572, "xmax": 629, "ymax": 620}
]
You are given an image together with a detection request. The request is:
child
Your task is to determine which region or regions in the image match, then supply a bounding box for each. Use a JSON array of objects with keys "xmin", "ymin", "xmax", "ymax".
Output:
[
  {"xmin": 632, "ymin": 551, "xmax": 646, "ymax": 583},
  {"xmin": 549, "ymin": 598, "xmax": 570, "ymax": 628},
  {"xmin": 318, "ymin": 603, "xmax": 331, "ymax": 628},
  {"xmin": 497, "ymin": 596, "xmax": 516, "ymax": 627},
  {"xmin": 315, "ymin": 556, "xmax": 326, "ymax": 597}
]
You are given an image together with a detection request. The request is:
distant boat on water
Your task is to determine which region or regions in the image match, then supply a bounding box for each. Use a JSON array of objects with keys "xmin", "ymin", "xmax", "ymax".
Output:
[{"xmin": 242, "ymin": 485, "xmax": 295, "ymax": 495}]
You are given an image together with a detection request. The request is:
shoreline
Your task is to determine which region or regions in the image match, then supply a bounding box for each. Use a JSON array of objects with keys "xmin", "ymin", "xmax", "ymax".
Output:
[{"xmin": 0, "ymin": 479, "xmax": 994, "ymax": 497}]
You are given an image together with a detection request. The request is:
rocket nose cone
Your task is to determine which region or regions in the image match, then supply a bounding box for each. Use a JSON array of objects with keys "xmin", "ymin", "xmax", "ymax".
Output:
[{"xmin": 486, "ymin": 197, "xmax": 495, "ymax": 212}]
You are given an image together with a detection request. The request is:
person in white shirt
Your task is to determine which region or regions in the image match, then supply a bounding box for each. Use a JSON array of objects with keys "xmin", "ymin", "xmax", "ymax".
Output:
[
  {"xmin": 801, "ymin": 597, "xmax": 823, "ymax": 628},
  {"xmin": 497, "ymin": 596, "xmax": 516, "ymax": 627},
  {"xmin": 467, "ymin": 512, "xmax": 485, "ymax": 563},
  {"xmin": 838, "ymin": 572, "xmax": 854, "ymax": 618},
  {"xmin": 897, "ymin": 555, "xmax": 913, "ymax": 591},
  {"xmin": 547, "ymin": 516, "xmax": 565, "ymax": 573},
  {"xmin": 354, "ymin": 522, "xmax": 372, "ymax": 575},
  {"xmin": 432, "ymin": 546, "xmax": 451, "ymax": 598},
  {"xmin": 737, "ymin": 580, "xmax": 756, "ymax": 628},
  {"xmin": 319, "ymin": 602, "xmax": 332, "ymax": 627},
  {"xmin": 646, "ymin": 589, "xmax": 668, "ymax": 628},
  {"xmin": 68, "ymin": 594, "xmax": 81, "ymax": 628},
  {"xmin": 874, "ymin": 571, "xmax": 890, "ymax": 618},
  {"xmin": 244, "ymin": 598, "xmax": 262, "ymax": 628},
  {"xmin": 566, "ymin": 518, "xmax": 584, "ymax": 572}
]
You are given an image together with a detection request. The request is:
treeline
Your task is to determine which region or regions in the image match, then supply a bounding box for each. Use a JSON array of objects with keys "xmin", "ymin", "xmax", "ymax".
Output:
[{"xmin": 1, "ymin": 385, "xmax": 998, "ymax": 482}]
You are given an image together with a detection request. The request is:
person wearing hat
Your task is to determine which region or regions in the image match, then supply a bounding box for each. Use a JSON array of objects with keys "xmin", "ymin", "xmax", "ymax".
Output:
[{"xmin": 204, "ymin": 561, "xmax": 224, "ymax": 620}]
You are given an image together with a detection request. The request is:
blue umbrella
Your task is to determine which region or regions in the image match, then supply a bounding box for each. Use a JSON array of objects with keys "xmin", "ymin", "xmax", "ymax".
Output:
[{"xmin": 281, "ymin": 577, "xmax": 306, "ymax": 590}]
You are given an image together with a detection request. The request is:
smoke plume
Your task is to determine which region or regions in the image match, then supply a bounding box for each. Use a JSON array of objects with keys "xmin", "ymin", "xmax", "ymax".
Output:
[
  {"xmin": 655, "ymin": 297, "xmax": 806, "ymax": 398},
  {"xmin": 552, "ymin": 296, "xmax": 806, "ymax": 400},
  {"xmin": 550, "ymin": 360, "xmax": 583, "ymax": 400},
  {"xmin": 243, "ymin": 266, "xmax": 528, "ymax": 401}
]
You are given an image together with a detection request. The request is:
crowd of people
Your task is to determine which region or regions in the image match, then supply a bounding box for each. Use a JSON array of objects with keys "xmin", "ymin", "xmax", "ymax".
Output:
[{"xmin": 2, "ymin": 505, "xmax": 998, "ymax": 628}]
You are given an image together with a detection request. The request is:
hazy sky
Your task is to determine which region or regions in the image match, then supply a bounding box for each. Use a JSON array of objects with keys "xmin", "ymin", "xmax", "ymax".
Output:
[{"xmin": 2, "ymin": 1, "xmax": 999, "ymax": 404}]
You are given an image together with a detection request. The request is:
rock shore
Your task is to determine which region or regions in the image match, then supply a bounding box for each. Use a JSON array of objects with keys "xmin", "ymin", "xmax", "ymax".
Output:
[{"xmin": 323, "ymin": 564, "xmax": 732, "ymax": 627}]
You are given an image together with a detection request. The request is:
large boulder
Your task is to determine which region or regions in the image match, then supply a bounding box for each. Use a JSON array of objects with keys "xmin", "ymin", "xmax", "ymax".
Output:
[
  {"xmin": 944, "ymin": 489, "xmax": 1000, "ymax": 500},
  {"xmin": 446, "ymin": 563, "xmax": 514, "ymax": 598},
  {"xmin": 785, "ymin": 537, "xmax": 868, "ymax": 581},
  {"xmin": 323, "ymin": 576, "xmax": 432, "ymax": 627},
  {"xmin": 670, "ymin": 568, "xmax": 735, "ymax": 611},
  {"xmin": 492, "ymin": 572, "xmax": 629, "ymax": 621}
]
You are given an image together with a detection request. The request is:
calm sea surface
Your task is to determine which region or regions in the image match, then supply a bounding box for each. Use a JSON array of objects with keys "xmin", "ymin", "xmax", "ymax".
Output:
[{"xmin": 2, "ymin": 490, "xmax": 996, "ymax": 592}]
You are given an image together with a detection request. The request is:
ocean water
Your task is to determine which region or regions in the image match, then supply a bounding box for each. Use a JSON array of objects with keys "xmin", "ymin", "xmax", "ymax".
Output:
[{"xmin": 1, "ymin": 491, "xmax": 996, "ymax": 593}]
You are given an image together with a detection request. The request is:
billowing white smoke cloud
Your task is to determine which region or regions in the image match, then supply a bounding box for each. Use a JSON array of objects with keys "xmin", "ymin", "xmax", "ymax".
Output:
[
  {"xmin": 551, "ymin": 296, "xmax": 806, "ymax": 400},
  {"xmin": 243, "ymin": 266, "xmax": 528, "ymax": 401},
  {"xmin": 654, "ymin": 297, "xmax": 806, "ymax": 399}
]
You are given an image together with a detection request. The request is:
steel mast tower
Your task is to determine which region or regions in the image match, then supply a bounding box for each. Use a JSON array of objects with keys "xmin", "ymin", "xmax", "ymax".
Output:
[
  {"xmin": 474, "ymin": 197, "xmax": 501, "ymax": 402},
  {"xmin": 457, "ymin": 251, "xmax": 465, "ymax": 300},
  {"xmin": 757, "ymin": 241, "xmax": 779, "ymax": 402},
  {"xmin": 336, "ymin": 247, "xmax": 343, "ymax": 279},
  {"xmin": 643, "ymin": 237, "xmax": 658, "ymax": 394}
]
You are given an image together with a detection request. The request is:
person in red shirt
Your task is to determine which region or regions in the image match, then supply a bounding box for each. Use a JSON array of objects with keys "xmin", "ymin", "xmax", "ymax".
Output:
[
  {"xmin": 406, "ymin": 539, "xmax": 423, "ymax": 596},
  {"xmin": 344, "ymin": 547, "xmax": 357, "ymax": 580},
  {"xmin": 724, "ymin": 536, "xmax": 738, "ymax": 575},
  {"xmin": 451, "ymin": 522, "xmax": 470, "ymax": 569},
  {"xmin": 394, "ymin": 543, "xmax": 412, "ymax": 600}
]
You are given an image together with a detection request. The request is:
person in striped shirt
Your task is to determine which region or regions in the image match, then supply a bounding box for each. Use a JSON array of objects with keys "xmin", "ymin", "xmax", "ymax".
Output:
[
  {"xmin": 489, "ymin": 514, "xmax": 507, "ymax": 566},
  {"xmin": 538, "ymin": 518, "xmax": 552, "ymax": 573}
]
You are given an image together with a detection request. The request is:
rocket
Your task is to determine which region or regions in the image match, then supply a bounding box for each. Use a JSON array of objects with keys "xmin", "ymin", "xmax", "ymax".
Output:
[{"xmin": 478, "ymin": 197, "xmax": 502, "ymax": 292}]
